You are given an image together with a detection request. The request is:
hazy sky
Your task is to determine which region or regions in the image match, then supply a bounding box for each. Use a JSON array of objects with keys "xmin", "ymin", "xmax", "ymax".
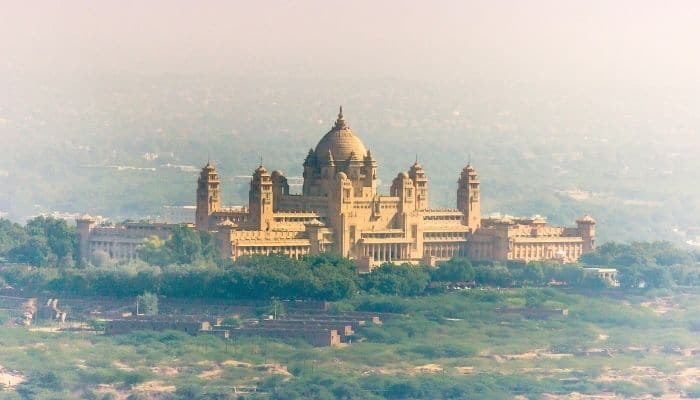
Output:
[{"xmin": 2, "ymin": 1, "xmax": 700, "ymax": 85}]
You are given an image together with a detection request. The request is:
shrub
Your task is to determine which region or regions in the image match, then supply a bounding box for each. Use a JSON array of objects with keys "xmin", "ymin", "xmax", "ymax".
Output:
[
  {"xmin": 407, "ymin": 342, "xmax": 476, "ymax": 358},
  {"xmin": 355, "ymin": 296, "xmax": 409, "ymax": 314},
  {"xmin": 137, "ymin": 292, "xmax": 158, "ymax": 316}
]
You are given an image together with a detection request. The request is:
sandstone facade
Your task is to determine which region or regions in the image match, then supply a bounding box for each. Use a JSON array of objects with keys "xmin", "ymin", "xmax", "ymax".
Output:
[{"xmin": 196, "ymin": 107, "xmax": 596, "ymax": 270}]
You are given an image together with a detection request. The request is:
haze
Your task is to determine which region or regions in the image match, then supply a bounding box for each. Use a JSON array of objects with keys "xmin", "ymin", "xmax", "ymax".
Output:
[{"xmin": 1, "ymin": 1, "xmax": 699, "ymax": 244}]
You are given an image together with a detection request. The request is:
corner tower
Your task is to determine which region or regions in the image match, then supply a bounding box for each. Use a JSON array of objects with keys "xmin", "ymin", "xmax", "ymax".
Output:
[
  {"xmin": 196, "ymin": 162, "xmax": 221, "ymax": 231},
  {"xmin": 271, "ymin": 170, "xmax": 289, "ymax": 211},
  {"xmin": 76, "ymin": 214, "xmax": 96, "ymax": 264},
  {"xmin": 248, "ymin": 165, "xmax": 273, "ymax": 230},
  {"xmin": 576, "ymin": 215, "xmax": 597, "ymax": 253},
  {"xmin": 457, "ymin": 163, "xmax": 481, "ymax": 231},
  {"xmin": 408, "ymin": 161, "xmax": 428, "ymax": 210}
]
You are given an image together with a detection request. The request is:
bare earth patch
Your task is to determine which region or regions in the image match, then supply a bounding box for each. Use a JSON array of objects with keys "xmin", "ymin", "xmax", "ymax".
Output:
[
  {"xmin": 27, "ymin": 326, "xmax": 60, "ymax": 333},
  {"xmin": 0, "ymin": 365, "xmax": 25, "ymax": 389},
  {"xmin": 255, "ymin": 363, "xmax": 291, "ymax": 377},
  {"xmin": 151, "ymin": 366, "xmax": 180, "ymax": 376},
  {"xmin": 113, "ymin": 361, "xmax": 135, "ymax": 372},
  {"xmin": 198, "ymin": 368, "xmax": 223, "ymax": 380},
  {"xmin": 133, "ymin": 380, "xmax": 176, "ymax": 393},
  {"xmin": 640, "ymin": 297, "xmax": 681, "ymax": 315},
  {"xmin": 542, "ymin": 393, "xmax": 622, "ymax": 399},
  {"xmin": 487, "ymin": 350, "xmax": 573, "ymax": 362},
  {"xmin": 594, "ymin": 366, "xmax": 700, "ymax": 398},
  {"xmin": 222, "ymin": 359, "xmax": 253, "ymax": 368},
  {"xmin": 455, "ymin": 366, "xmax": 475, "ymax": 375},
  {"xmin": 414, "ymin": 363, "xmax": 443, "ymax": 373}
]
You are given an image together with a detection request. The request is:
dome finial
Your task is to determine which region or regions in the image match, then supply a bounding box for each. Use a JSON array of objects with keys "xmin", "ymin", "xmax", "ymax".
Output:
[{"xmin": 334, "ymin": 106, "xmax": 348, "ymax": 130}]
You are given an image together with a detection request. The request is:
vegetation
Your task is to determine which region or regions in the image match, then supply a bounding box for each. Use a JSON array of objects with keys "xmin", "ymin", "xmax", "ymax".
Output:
[
  {"xmin": 2, "ymin": 235, "xmax": 699, "ymax": 303},
  {"xmin": 582, "ymin": 241, "xmax": 698, "ymax": 289},
  {"xmin": 137, "ymin": 227, "xmax": 220, "ymax": 266},
  {"xmin": 1, "ymin": 219, "xmax": 700, "ymax": 398},
  {"xmin": 0, "ymin": 216, "xmax": 78, "ymax": 267},
  {"xmin": 137, "ymin": 292, "xmax": 158, "ymax": 316},
  {"xmin": 0, "ymin": 288, "xmax": 697, "ymax": 399}
]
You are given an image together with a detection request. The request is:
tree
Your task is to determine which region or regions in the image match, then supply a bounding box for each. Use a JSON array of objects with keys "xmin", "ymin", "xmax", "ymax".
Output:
[
  {"xmin": 640, "ymin": 265, "xmax": 674, "ymax": 289},
  {"xmin": 137, "ymin": 236, "xmax": 172, "ymax": 266},
  {"xmin": 433, "ymin": 258, "xmax": 475, "ymax": 282},
  {"xmin": 0, "ymin": 218, "xmax": 28, "ymax": 255},
  {"xmin": 26, "ymin": 216, "xmax": 78, "ymax": 263},
  {"xmin": 165, "ymin": 227, "xmax": 202, "ymax": 264},
  {"xmin": 90, "ymin": 250, "xmax": 115, "ymax": 268},
  {"xmin": 137, "ymin": 292, "xmax": 158, "ymax": 316},
  {"xmin": 361, "ymin": 263, "xmax": 430, "ymax": 296},
  {"xmin": 524, "ymin": 289, "xmax": 546, "ymax": 308},
  {"xmin": 5, "ymin": 216, "xmax": 78, "ymax": 267},
  {"xmin": 474, "ymin": 264, "xmax": 512, "ymax": 287},
  {"xmin": 7, "ymin": 236, "xmax": 51, "ymax": 266},
  {"xmin": 618, "ymin": 265, "xmax": 644, "ymax": 289}
]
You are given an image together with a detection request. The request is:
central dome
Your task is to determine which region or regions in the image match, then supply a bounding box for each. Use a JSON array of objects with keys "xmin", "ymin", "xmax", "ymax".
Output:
[{"xmin": 315, "ymin": 107, "xmax": 367, "ymax": 162}]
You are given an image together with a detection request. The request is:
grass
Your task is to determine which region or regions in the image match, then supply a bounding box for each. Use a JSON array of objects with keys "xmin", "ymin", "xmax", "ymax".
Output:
[{"xmin": 0, "ymin": 288, "xmax": 698, "ymax": 399}]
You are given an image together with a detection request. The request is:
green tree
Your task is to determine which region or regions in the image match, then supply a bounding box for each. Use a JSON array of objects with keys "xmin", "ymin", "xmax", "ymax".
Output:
[
  {"xmin": 137, "ymin": 236, "xmax": 172, "ymax": 266},
  {"xmin": 0, "ymin": 218, "xmax": 28, "ymax": 255},
  {"xmin": 361, "ymin": 263, "xmax": 430, "ymax": 296},
  {"xmin": 433, "ymin": 258, "xmax": 475, "ymax": 282},
  {"xmin": 26, "ymin": 216, "xmax": 78, "ymax": 263},
  {"xmin": 474, "ymin": 263, "xmax": 512, "ymax": 287},
  {"xmin": 165, "ymin": 227, "xmax": 202, "ymax": 264},
  {"xmin": 137, "ymin": 292, "xmax": 159, "ymax": 316},
  {"xmin": 7, "ymin": 236, "xmax": 51, "ymax": 266}
]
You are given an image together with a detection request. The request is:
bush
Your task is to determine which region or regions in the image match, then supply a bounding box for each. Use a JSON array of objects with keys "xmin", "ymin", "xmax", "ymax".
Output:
[
  {"xmin": 137, "ymin": 292, "xmax": 158, "ymax": 316},
  {"xmin": 406, "ymin": 342, "xmax": 476, "ymax": 358},
  {"xmin": 221, "ymin": 316, "xmax": 241, "ymax": 328},
  {"xmin": 87, "ymin": 318, "xmax": 106, "ymax": 331},
  {"xmin": 122, "ymin": 370, "xmax": 150, "ymax": 388},
  {"xmin": 355, "ymin": 297, "xmax": 409, "ymax": 314}
]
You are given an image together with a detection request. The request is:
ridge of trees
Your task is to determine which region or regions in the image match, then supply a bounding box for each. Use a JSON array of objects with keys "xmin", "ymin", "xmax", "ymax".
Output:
[{"xmin": 1, "ymin": 218, "xmax": 699, "ymax": 299}]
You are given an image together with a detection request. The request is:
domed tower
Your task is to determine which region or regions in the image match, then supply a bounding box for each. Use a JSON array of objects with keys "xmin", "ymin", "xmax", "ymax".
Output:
[
  {"xmin": 248, "ymin": 164, "xmax": 273, "ymax": 230},
  {"xmin": 408, "ymin": 160, "xmax": 428, "ymax": 210},
  {"xmin": 196, "ymin": 162, "xmax": 221, "ymax": 231},
  {"xmin": 302, "ymin": 107, "xmax": 376, "ymax": 198},
  {"xmin": 457, "ymin": 163, "xmax": 481, "ymax": 231}
]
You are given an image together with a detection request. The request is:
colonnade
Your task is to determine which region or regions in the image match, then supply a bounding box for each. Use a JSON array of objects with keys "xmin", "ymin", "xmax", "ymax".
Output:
[
  {"xmin": 425, "ymin": 243, "xmax": 464, "ymax": 259},
  {"xmin": 234, "ymin": 245, "xmax": 309, "ymax": 260},
  {"xmin": 364, "ymin": 243, "xmax": 408, "ymax": 262}
]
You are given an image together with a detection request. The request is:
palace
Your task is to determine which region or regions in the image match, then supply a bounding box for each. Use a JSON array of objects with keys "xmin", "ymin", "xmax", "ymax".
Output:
[{"xmin": 194, "ymin": 107, "xmax": 596, "ymax": 271}]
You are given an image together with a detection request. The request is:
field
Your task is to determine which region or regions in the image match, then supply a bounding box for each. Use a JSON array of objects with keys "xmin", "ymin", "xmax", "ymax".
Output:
[{"xmin": 1, "ymin": 288, "xmax": 700, "ymax": 399}]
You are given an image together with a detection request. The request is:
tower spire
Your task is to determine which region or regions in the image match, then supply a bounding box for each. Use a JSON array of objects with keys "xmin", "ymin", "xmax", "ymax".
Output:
[{"xmin": 334, "ymin": 105, "xmax": 348, "ymax": 130}]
